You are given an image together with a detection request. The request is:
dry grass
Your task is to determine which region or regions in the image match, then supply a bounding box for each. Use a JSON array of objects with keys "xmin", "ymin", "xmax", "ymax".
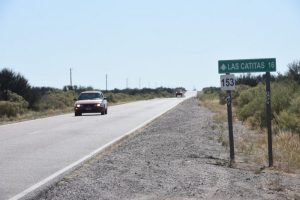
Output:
[
  {"xmin": 234, "ymin": 127, "xmax": 300, "ymax": 173},
  {"xmin": 217, "ymin": 132, "xmax": 229, "ymax": 148},
  {"xmin": 0, "ymin": 102, "xmax": 125, "ymax": 125},
  {"xmin": 199, "ymin": 98, "xmax": 300, "ymax": 174},
  {"xmin": 200, "ymin": 99, "xmax": 226, "ymax": 116},
  {"xmin": 0, "ymin": 108, "xmax": 73, "ymax": 125},
  {"xmin": 273, "ymin": 131, "xmax": 300, "ymax": 173},
  {"xmin": 235, "ymin": 130, "xmax": 268, "ymax": 167},
  {"xmin": 199, "ymin": 99, "xmax": 229, "ymax": 148}
]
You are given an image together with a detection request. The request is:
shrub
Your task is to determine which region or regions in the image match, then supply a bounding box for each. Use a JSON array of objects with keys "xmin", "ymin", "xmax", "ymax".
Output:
[
  {"xmin": 105, "ymin": 89, "xmax": 174, "ymax": 104},
  {"xmin": 286, "ymin": 61, "xmax": 300, "ymax": 84},
  {"xmin": 105, "ymin": 93, "xmax": 117, "ymax": 103},
  {"xmin": 289, "ymin": 95, "xmax": 300, "ymax": 115},
  {"xmin": 0, "ymin": 101, "xmax": 27, "ymax": 117},
  {"xmin": 275, "ymin": 96, "xmax": 300, "ymax": 134},
  {"xmin": 273, "ymin": 131, "xmax": 300, "ymax": 172},
  {"xmin": 198, "ymin": 87, "xmax": 220, "ymax": 102},
  {"xmin": 0, "ymin": 91, "xmax": 29, "ymax": 117},
  {"xmin": 202, "ymin": 85, "xmax": 252, "ymax": 106},
  {"xmin": 0, "ymin": 68, "xmax": 31, "ymax": 101},
  {"xmin": 271, "ymin": 80, "xmax": 296, "ymax": 115},
  {"xmin": 218, "ymin": 91, "xmax": 227, "ymax": 105},
  {"xmin": 235, "ymin": 79, "xmax": 300, "ymax": 129},
  {"xmin": 236, "ymin": 84, "xmax": 265, "ymax": 126},
  {"xmin": 6, "ymin": 90, "xmax": 29, "ymax": 108},
  {"xmin": 275, "ymin": 111, "xmax": 300, "ymax": 133},
  {"xmin": 232, "ymin": 84, "xmax": 251, "ymax": 106},
  {"xmin": 236, "ymin": 73, "xmax": 261, "ymax": 87},
  {"xmin": 35, "ymin": 91, "xmax": 76, "ymax": 111}
]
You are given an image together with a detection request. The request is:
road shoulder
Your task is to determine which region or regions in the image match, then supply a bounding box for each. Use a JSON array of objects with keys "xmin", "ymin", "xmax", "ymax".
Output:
[{"xmin": 34, "ymin": 98, "xmax": 300, "ymax": 200}]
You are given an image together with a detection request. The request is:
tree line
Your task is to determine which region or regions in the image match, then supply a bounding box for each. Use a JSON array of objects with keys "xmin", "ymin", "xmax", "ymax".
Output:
[{"xmin": 0, "ymin": 68, "xmax": 181, "ymax": 118}]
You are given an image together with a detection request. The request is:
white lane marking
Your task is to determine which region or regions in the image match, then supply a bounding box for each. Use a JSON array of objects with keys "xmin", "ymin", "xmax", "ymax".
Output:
[{"xmin": 8, "ymin": 97, "xmax": 190, "ymax": 200}]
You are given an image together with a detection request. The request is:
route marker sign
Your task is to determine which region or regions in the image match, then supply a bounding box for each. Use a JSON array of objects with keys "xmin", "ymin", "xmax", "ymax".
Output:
[
  {"xmin": 218, "ymin": 58, "xmax": 276, "ymax": 74},
  {"xmin": 220, "ymin": 74, "xmax": 235, "ymax": 91},
  {"xmin": 217, "ymin": 57, "xmax": 276, "ymax": 167}
]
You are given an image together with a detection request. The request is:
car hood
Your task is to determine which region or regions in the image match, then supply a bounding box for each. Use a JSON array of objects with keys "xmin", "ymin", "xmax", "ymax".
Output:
[{"xmin": 75, "ymin": 99, "xmax": 103, "ymax": 105}]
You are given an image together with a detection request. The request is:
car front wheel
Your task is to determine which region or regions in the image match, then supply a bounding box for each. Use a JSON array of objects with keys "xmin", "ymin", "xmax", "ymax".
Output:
[{"xmin": 75, "ymin": 112, "xmax": 82, "ymax": 116}]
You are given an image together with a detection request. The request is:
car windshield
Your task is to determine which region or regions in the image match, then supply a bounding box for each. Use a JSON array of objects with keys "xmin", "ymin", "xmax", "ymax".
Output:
[{"xmin": 78, "ymin": 93, "xmax": 101, "ymax": 100}]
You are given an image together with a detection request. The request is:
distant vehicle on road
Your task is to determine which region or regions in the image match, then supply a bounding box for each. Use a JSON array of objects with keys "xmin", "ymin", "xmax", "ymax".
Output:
[
  {"xmin": 74, "ymin": 91, "xmax": 108, "ymax": 116},
  {"xmin": 175, "ymin": 89, "xmax": 184, "ymax": 97}
]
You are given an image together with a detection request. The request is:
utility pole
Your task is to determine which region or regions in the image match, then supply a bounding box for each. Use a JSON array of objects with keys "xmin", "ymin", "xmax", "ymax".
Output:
[
  {"xmin": 106, "ymin": 74, "xmax": 108, "ymax": 91},
  {"xmin": 70, "ymin": 68, "xmax": 72, "ymax": 87}
]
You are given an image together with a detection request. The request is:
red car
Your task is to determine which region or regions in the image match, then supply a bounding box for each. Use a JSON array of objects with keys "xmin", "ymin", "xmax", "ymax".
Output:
[
  {"xmin": 74, "ymin": 91, "xmax": 108, "ymax": 116},
  {"xmin": 175, "ymin": 89, "xmax": 183, "ymax": 97}
]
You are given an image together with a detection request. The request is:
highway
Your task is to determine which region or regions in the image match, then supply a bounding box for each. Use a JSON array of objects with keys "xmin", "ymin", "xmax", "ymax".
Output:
[{"xmin": 0, "ymin": 91, "xmax": 196, "ymax": 200}]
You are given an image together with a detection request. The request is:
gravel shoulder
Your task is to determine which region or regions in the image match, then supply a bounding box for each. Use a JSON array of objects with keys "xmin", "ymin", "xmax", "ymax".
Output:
[{"xmin": 34, "ymin": 98, "xmax": 300, "ymax": 200}]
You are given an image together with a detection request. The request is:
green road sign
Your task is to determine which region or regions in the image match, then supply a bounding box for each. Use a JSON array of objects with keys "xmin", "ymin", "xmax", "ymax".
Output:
[{"xmin": 218, "ymin": 58, "xmax": 276, "ymax": 74}]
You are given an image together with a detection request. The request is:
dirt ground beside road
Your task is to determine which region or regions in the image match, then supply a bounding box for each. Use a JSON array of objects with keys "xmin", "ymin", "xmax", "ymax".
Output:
[{"xmin": 35, "ymin": 98, "xmax": 300, "ymax": 200}]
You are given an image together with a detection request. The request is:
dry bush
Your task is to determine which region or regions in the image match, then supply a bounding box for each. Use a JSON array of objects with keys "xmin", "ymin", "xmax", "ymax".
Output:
[
  {"xmin": 199, "ymin": 88, "xmax": 300, "ymax": 173},
  {"xmin": 273, "ymin": 131, "xmax": 300, "ymax": 173}
]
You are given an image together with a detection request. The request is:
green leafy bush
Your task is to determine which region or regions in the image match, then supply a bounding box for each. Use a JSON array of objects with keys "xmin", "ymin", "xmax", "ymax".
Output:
[
  {"xmin": 275, "ymin": 111, "xmax": 300, "ymax": 133},
  {"xmin": 6, "ymin": 90, "xmax": 29, "ymax": 108},
  {"xmin": 232, "ymin": 84, "xmax": 251, "ymax": 106},
  {"xmin": 35, "ymin": 91, "xmax": 76, "ymax": 111},
  {"xmin": 235, "ymin": 80, "xmax": 300, "ymax": 132},
  {"xmin": 205, "ymin": 85, "xmax": 251, "ymax": 106},
  {"xmin": 236, "ymin": 84, "xmax": 265, "ymax": 126},
  {"xmin": 271, "ymin": 81, "xmax": 296, "ymax": 114},
  {"xmin": 275, "ymin": 96, "xmax": 300, "ymax": 134}
]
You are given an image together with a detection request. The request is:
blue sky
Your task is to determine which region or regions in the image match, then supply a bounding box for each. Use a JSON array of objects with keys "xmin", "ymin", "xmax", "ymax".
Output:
[{"xmin": 1, "ymin": 0, "xmax": 300, "ymax": 90}]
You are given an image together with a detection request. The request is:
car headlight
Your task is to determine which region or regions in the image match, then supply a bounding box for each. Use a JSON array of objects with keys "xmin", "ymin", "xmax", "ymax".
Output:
[
  {"xmin": 76, "ymin": 104, "xmax": 81, "ymax": 108},
  {"xmin": 96, "ymin": 103, "xmax": 101, "ymax": 107}
]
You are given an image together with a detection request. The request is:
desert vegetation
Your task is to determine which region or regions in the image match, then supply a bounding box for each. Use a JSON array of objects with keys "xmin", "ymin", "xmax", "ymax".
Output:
[
  {"xmin": 198, "ymin": 61, "xmax": 300, "ymax": 173},
  {"xmin": 0, "ymin": 68, "xmax": 180, "ymax": 123}
]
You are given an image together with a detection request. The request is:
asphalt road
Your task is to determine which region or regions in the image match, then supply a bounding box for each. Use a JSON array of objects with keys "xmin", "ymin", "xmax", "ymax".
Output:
[{"xmin": 0, "ymin": 91, "xmax": 196, "ymax": 200}]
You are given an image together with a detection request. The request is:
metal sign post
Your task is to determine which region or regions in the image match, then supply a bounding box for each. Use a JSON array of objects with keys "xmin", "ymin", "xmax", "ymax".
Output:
[
  {"xmin": 226, "ymin": 90, "xmax": 235, "ymax": 161},
  {"xmin": 218, "ymin": 58, "xmax": 276, "ymax": 167},
  {"xmin": 220, "ymin": 74, "xmax": 235, "ymax": 161},
  {"xmin": 266, "ymin": 72, "xmax": 273, "ymax": 167}
]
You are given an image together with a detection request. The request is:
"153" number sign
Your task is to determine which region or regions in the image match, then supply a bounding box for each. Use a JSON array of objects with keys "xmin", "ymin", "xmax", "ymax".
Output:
[{"xmin": 220, "ymin": 74, "xmax": 236, "ymax": 91}]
